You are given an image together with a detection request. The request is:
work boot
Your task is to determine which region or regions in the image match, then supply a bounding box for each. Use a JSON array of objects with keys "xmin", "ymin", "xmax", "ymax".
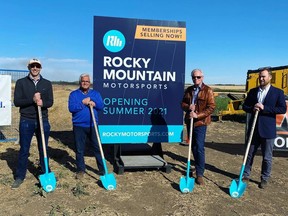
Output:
[{"xmin": 196, "ymin": 176, "xmax": 205, "ymax": 186}]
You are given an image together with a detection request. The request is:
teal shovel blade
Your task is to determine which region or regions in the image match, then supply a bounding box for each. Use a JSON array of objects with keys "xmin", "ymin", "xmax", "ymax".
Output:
[
  {"xmin": 229, "ymin": 179, "xmax": 247, "ymax": 198},
  {"xmin": 100, "ymin": 173, "xmax": 117, "ymax": 190},
  {"xmin": 39, "ymin": 172, "xmax": 57, "ymax": 192},
  {"xmin": 179, "ymin": 176, "xmax": 195, "ymax": 193}
]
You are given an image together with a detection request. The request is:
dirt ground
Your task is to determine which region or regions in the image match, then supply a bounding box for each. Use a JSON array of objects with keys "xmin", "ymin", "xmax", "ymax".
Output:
[{"xmin": 0, "ymin": 85, "xmax": 287, "ymax": 216}]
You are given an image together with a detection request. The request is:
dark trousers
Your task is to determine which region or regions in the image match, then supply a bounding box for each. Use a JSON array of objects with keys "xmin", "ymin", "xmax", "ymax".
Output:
[
  {"xmin": 73, "ymin": 126, "xmax": 104, "ymax": 172},
  {"xmin": 186, "ymin": 119, "xmax": 207, "ymax": 177},
  {"xmin": 16, "ymin": 118, "xmax": 50, "ymax": 180}
]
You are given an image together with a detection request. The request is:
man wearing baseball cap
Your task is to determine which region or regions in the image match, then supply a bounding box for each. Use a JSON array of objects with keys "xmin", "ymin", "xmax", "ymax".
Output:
[{"xmin": 12, "ymin": 58, "xmax": 54, "ymax": 189}]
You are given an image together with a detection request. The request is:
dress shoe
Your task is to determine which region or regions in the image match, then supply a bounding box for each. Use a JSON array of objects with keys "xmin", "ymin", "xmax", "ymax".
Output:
[
  {"xmin": 196, "ymin": 176, "xmax": 204, "ymax": 185},
  {"xmin": 11, "ymin": 179, "xmax": 24, "ymax": 189},
  {"xmin": 259, "ymin": 180, "xmax": 268, "ymax": 189},
  {"xmin": 75, "ymin": 171, "xmax": 85, "ymax": 180}
]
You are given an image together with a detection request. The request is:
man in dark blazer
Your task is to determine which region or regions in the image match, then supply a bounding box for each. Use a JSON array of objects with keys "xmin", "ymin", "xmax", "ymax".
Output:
[{"xmin": 242, "ymin": 67, "xmax": 286, "ymax": 189}]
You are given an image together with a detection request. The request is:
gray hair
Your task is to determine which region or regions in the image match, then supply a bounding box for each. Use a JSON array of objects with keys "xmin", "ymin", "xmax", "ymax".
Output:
[
  {"xmin": 79, "ymin": 73, "xmax": 90, "ymax": 84},
  {"xmin": 191, "ymin": 69, "xmax": 204, "ymax": 77}
]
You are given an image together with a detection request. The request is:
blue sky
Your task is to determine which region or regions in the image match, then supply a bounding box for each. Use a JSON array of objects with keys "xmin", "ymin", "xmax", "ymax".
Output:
[{"xmin": 1, "ymin": 0, "xmax": 287, "ymax": 84}]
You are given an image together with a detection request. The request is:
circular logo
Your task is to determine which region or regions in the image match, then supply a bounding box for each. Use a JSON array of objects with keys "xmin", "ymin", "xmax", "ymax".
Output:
[
  {"xmin": 45, "ymin": 185, "xmax": 53, "ymax": 192},
  {"xmin": 107, "ymin": 184, "xmax": 115, "ymax": 190},
  {"xmin": 182, "ymin": 188, "xmax": 190, "ymax": 193},
  {"xmin": 103, "ymin": 30, "xmax": 126, "ymax": 53}
]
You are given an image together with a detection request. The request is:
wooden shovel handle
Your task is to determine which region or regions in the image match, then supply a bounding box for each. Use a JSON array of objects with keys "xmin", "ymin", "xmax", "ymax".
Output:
[
  {"xmin": 242, "ymin": 110, "xmax": 259, "ymax": 165},
  {"xmin": 89, "ymin": 105, "xmax": 105, "ymax": 158},
  {"xmin": 38, "ymin": 106, "xmax": 47, "ymax": 159}
]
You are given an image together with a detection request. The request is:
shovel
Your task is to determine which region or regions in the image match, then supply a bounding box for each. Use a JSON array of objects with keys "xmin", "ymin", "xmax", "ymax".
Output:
[
  {"xmin": 90, "ymin": 105, "xmax": 117, "ymax": 190},
  {"xmin": 38, "ymin": 106, "xmax": 56, "ymax": 192},
  {"xmin": 179, "ymin": 116, "xmax": 195, "ymax": 193},
  {"xmin": 229, "ymin": 110, "xmax": 259, "ymax": 198}
]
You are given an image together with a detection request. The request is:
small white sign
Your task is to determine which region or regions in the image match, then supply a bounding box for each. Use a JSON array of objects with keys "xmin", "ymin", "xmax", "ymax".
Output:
[{"xmin": 0, "ymin": 75, "xmax": 12, "ymax": 126}]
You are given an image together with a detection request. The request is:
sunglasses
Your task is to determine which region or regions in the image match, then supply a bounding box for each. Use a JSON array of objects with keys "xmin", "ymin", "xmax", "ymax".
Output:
[
  {"xmin": 30, "ymin": 64, "xmax": 41, "ymax": 68},
  {"xmin": 192, "ymin": 76, "xmax": 202, "ymax": 79}
]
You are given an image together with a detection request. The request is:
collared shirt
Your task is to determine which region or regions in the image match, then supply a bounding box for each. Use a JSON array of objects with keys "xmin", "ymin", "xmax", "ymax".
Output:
[
  {"xmin": 192, "ymin": 84, "xmax": 201, "ymax": 104},
  {"xmin": 81, "ymin": 88, "xmax": 90, "ymax": 95},
  {"xmin": 29, "ymin": 74, "xmax": 40, "ymax": 86},
  {"xmin": 258, "ymin": 84, "xmax": 271, "ymax": 103}
]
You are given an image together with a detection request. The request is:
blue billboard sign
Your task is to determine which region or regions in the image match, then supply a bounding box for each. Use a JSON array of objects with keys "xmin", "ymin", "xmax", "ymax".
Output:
[{"xmin": 93, "ymin": 16, "xmax": 186, "ymax": 143}]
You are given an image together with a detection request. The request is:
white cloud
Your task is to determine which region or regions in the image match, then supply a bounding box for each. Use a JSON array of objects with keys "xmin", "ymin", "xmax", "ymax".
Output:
[
  {"xmin": 0, "ymin": 57, "xmax": 28, "ymax": 70},
  {"xmin": 0, "ymin": 57, "xmax": 93, "ymax": 82}
]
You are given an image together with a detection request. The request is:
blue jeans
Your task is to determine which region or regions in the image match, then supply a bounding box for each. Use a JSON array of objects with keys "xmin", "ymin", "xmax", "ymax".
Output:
[
  {"xmin": 192, "ymin": 125, "xmax": 207, "ymax": 177},
  {"xmin": 16, "ymin": 118, "xmax": 50, "ymax": 180},
  {"xmin": 244, "ymin": 129, "xmax": 274, "ymax": 181},
  {"xmin": 73, "ymin": 126, "xmax": 104, "ymax": 172}
]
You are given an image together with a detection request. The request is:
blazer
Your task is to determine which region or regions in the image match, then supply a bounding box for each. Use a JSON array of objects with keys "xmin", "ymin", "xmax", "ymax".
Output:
[{"xmin": 243, "ymin": 85, "xmax": 286, "ymax": 138}]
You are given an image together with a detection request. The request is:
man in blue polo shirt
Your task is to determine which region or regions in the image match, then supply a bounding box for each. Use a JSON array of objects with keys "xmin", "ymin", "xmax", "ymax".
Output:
[{"xmin": 68, "ymin": 73, "xmax": 104, "ymax": 179}]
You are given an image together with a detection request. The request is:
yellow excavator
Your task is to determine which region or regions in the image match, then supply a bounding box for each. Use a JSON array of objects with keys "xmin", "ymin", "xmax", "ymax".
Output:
[
  {"xmin": 246, "ymin": 65, "xmax": 288, "ymax": 94},
  {"xmin": 219, "ymin": 65, "xmax": 288, "ymax": 151},
  {"xmin": 219, "ymin": 65, "xmax": 288, "ymax": 118}
]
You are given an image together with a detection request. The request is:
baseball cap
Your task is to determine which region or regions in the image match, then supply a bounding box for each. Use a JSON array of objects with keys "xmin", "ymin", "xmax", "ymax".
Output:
[{"xmin": 27, "ymin": 58, "xmax": 42, "ymax": 67}]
